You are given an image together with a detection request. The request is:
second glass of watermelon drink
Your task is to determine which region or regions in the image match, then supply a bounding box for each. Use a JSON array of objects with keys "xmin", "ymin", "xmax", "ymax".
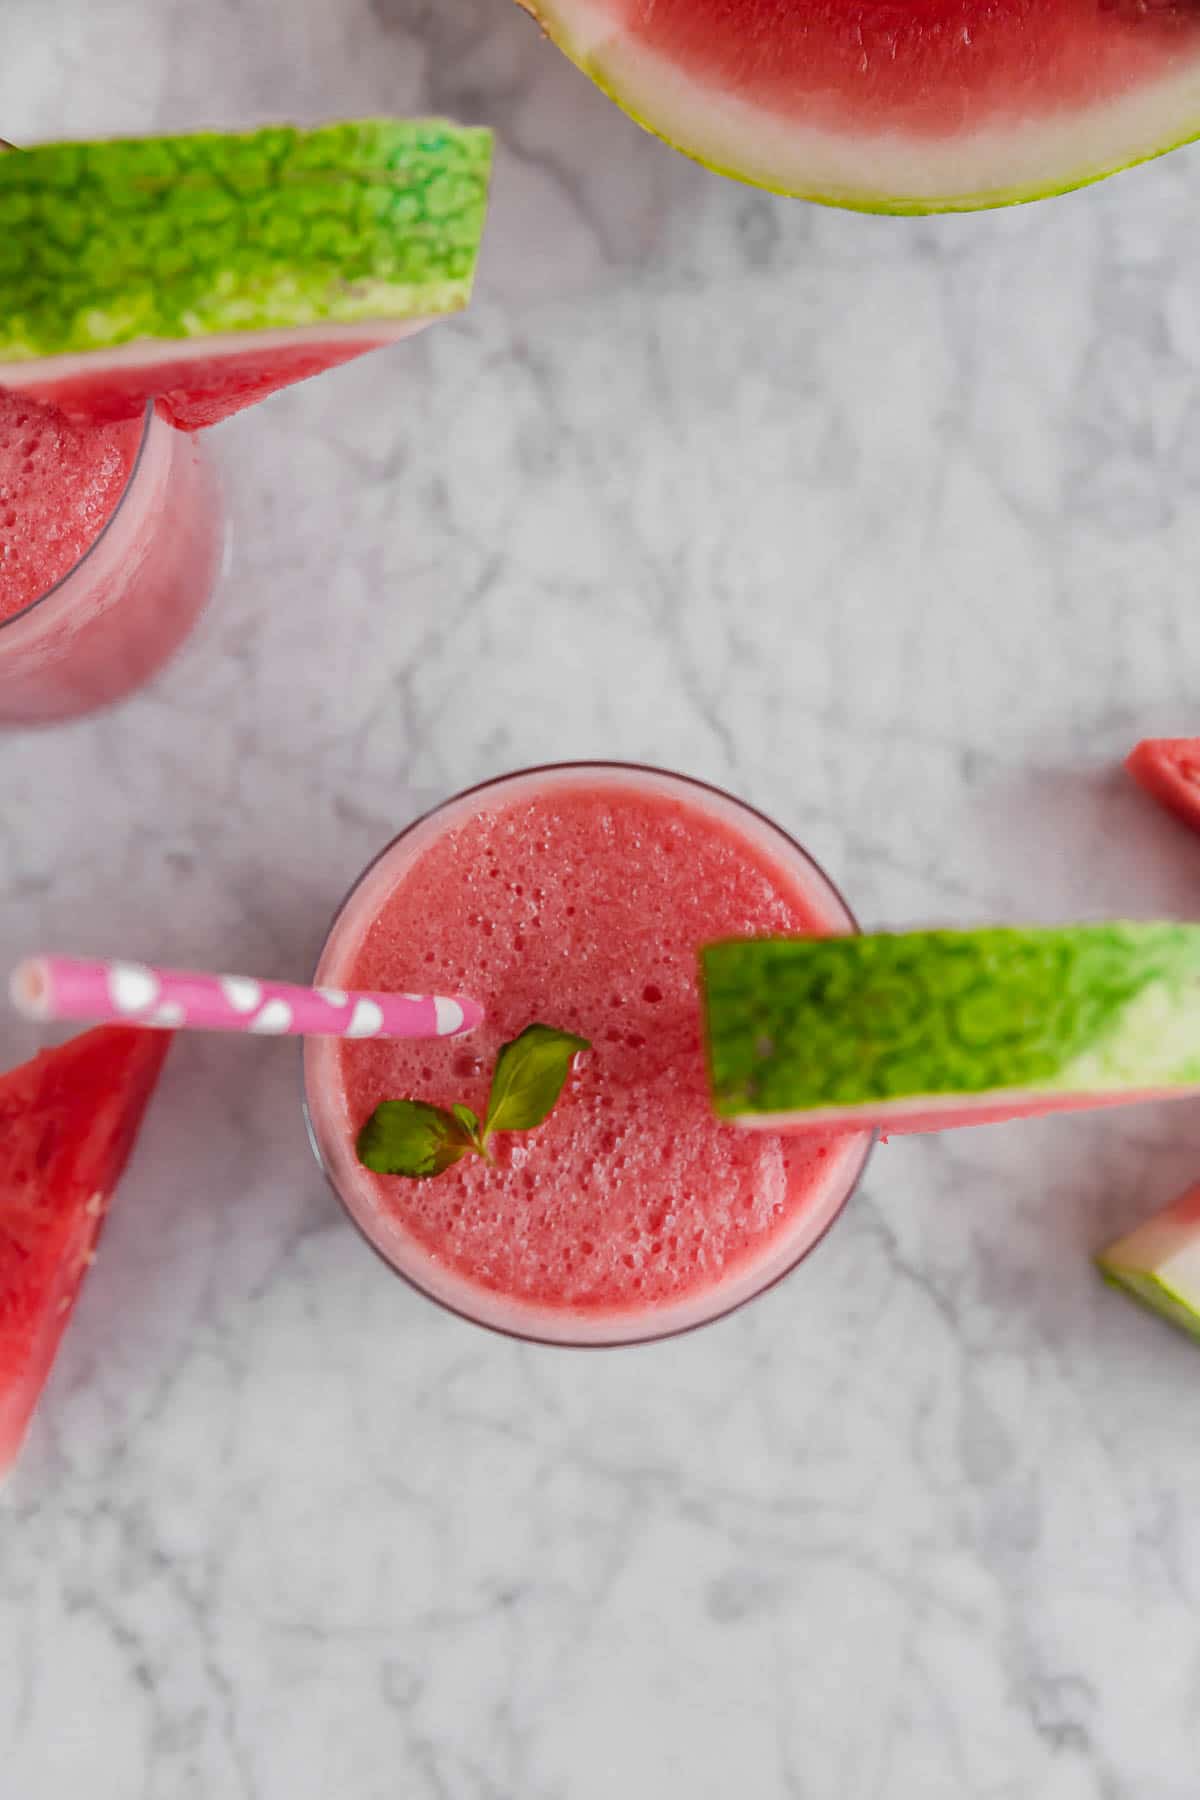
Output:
[
  {"xmin": 0, "ymin": 118, "xmax": 496, "ymax": 727},
  {"xmin": 304, "ymin": 764, "xmax": 874, "ymax": 1345},
  {"xmin": 0, "ymin": 392, "xmax": 223, "ymax": 725}
]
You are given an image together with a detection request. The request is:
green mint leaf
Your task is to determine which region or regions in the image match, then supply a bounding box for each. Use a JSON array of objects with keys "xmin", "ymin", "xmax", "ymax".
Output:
[
  {"xmin": 451, "ymin": 1101, "xmax": 490, "ymax": 1157},
  {"xmin": 355, "ymin": 1023, "xmax": 587, "ymax": 1182},
  {"xmin": 356, "ymin": 1100, "xmax": 474, "ymax": 1179},
  {"xmin": 483, "ymin": 1023, "xmax": 590, "ymax": 1139}
]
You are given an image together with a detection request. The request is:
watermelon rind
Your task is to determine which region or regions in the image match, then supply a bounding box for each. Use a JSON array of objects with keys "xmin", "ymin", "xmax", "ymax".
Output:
[
  {"xmin": 1098, "ymin": 1185, "xmax": 1200, "ymax": 1345},
  {"xmin": 0, "ymin": 119, "xmax": 492, "ymax": 397},
  {"xmin": 702, "ymin": 924, "xmax": 1200, "ymax": 1127},
  {"xmin": 521, "ymin": 0, "xmax": 1200, "ymax": 214}
]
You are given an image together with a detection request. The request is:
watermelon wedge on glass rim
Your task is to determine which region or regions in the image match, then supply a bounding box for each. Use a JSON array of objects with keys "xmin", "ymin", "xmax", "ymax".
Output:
[
  {"xmin": 701, "ymin": 923, "xmax": 1200, "ymax": 1134},
  {"xmin": 0, "ymin": 119, "xmax": 493, "ymax": 427},
  {"xmin": 0, "ymin": 120, "xmax": 492, "ymax": 724},
  {"xmin": 518, "ymin": 0, "xmax": 1200, "ymax": 214},
  {"xmin": 0, "ymin": 1026, "xmax": 171, "ymax": 1478}
]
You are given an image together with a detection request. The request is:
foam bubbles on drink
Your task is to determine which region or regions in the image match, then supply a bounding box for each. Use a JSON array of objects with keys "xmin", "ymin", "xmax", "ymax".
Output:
[
  {"xmin": 0, "ymin": 390, "xmax": 141, "ymax": 618},
  {"xmin": 338, "ymin": 785, "xmax": 852, "ymax": 1314}
]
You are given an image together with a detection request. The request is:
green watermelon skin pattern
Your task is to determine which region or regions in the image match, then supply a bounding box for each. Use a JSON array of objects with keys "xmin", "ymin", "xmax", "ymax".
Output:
[
  {"xmin": 0, "ymin": 120, "xmax": 492, "ymax": 359},
  {"xmin": 703, "ymin": 924, "xmax": 1200, "ymax": 1119}
]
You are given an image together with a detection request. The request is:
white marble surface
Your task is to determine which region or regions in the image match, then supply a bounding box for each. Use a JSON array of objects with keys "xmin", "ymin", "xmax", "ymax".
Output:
[{"xmin": 6, "ymin": 3, "xmax": 1200, "ymax": 1795}]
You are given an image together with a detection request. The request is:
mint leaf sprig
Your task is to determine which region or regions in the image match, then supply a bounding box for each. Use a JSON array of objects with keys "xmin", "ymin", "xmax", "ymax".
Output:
[{"xmin": 356, "ymin": 1023, "xmax": 590, "ymax": 1180}]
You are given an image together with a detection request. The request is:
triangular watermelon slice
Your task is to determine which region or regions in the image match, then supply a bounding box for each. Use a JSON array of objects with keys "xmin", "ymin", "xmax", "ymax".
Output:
[
  {"xmin": 1098, "ymin": 1182, "xmax": 1200, "ymax": 1346},
  {"xmin": 0, "ymin": 120, "xmax": 492, "ymax": 428},
  {"xmin": 519, "ymin": 0, "xmax": 1200, "ymax": 213},
  {"xmin": 1127, "ymin": 738, "xmax": 1200, "ymax": 837},
  {"xmin": 701, "ymin": 923, "xmax": 1200, "ymax": 1134},
  {"xmin": 0, "ymin": 1026, "xmax": 171, "ymax": 1477}
]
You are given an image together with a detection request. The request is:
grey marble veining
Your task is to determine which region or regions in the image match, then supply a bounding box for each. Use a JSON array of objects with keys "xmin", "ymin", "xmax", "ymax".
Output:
[{"xmin": 5, "ymin": 3, "xmax": 1200, "ymax": 1795}]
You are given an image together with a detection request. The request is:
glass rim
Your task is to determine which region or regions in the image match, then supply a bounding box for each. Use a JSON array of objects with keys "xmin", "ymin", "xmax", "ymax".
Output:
[
  {"xmin": 302, "ymin": 760, "xmax": 877, "ymax": 1349},
  {"xmin": 0, "ymin": 395, "xmax": 158, "ymax": 635}
]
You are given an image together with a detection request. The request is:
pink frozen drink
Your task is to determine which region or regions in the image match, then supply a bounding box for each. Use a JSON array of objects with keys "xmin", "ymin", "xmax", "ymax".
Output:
[
  {"xmin": 0, "ymin": 389, "xmax": 221, "ymax": 724},
  {"xmin": 305, "ymin": 765, "xmax": 872, "ymax": 1345}
]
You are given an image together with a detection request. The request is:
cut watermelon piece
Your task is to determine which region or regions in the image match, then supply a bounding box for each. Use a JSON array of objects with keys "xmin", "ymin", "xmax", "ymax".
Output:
[
  {"xmin": 701, "ymin": 923, "xmax": 1200, "ymax": 1133},
  {"xmin": 1126, "ymin": 738, "xmax": 1200, "ymax": 837},
  {"xmin": 0, "ymin": 1026, "xmax": 171, "ymax": 1476},
  {"xmin": 0, "ymin": 120, "xmax": 492, "ymax": 427},
  {"xmin": 519, "ymin": 0, "xmax": 1200, "ymax": 213},
  {"xmin": 1098, "ymin": 1182, "xmax": 1200, "ymax": 1345}
]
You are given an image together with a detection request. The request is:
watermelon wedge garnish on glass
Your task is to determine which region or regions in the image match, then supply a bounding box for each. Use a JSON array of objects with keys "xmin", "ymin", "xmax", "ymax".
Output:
[
  {"xmin": 0, "ymin": 119, "xmax": 492, "ymax": 427},
  {"xmin": 518, "ymin": 0, "xmax": 1200, "ymax": 214},
  {"xmin": 1127, "ymin": 738, "xmax": 1200, "ymax": 837},
  {"xmin": 0, "ymin": 1026, "xmax": 171, "ymax": 1477},
  {"xmin": 701, "ymin": 924, "xmax": 1200, "ymax": 1134}
]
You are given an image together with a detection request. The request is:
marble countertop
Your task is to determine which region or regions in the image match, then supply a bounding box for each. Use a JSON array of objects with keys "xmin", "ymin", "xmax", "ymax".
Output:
[{"xmin": 6, "ymin": 3, "xmax": 1200, "ymax": 1795}]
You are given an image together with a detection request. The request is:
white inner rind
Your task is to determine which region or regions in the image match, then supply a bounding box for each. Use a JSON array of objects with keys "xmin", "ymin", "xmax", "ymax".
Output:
[
  {"xmin": 0, "ymin": 317, "xmax": 433, "ymax": 384},
  {"xmin": 1101, "ymin": 1188, "xmax": 1200, "ymax": 1306},
  {"xmin": 533, "ymin": 0, "xmax": 1200, "ymax": 208},
  {"xmin": 732, "ymin": 1084, "xmax": 1197, "ymax": 1132}
]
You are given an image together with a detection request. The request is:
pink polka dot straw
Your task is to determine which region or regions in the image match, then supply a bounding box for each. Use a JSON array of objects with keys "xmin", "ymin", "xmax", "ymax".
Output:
[{"xmin": 9, "ymin": 955, "xmax": 483, "ymax": 1041}]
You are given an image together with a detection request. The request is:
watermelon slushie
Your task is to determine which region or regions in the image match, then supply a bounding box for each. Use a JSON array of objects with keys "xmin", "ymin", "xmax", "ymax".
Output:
[
  {"xmin": 0, "ymin": 390, "xmax": 222, "ymax": 724},
  {"xmin": 304, "ymin": 765, "xmax": 873, "ymax": 1344}
]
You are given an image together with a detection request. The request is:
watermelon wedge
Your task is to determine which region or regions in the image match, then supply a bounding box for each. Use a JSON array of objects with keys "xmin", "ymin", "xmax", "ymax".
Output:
[
  {"xmin": 0, "ymin": 1026, "xmax": 171, "ymax": 1477},
  {"xmin": 1127, "ymin": 738, "xmax": 1200, "ymax": 837},
  {"xmin": 519, "ymin": 0, "xmax": 1200, "ymax": 213},
  {"xmin": 0, "ymin": 120, "xmax": 492, "ymax": 427},
  {"xmin": 1098, "ymin": 1182, "xmax": 1200, "ymax": 1345},
  {"xmin": 701, "ymin": 924, "xmax": 1200, "ymax": 1133}
]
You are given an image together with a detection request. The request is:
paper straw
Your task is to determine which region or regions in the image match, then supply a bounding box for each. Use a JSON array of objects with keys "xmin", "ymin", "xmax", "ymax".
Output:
[{"xmin": 10, "ymin": 955, "xmax": 483, "ymax": 1041}]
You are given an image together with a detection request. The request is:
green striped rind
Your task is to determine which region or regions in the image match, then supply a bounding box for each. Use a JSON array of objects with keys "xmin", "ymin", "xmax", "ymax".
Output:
[
  {"xmin": 1097, "ymin": 1266, "xmax": 1200, "ymax": 1345},
  {"xmin": 1096, "ymin": 1183, "xmax": 1200, "ymax": 1344},
  {"xmin": 0, "ymin": 120, "xmax": 492, "ymax": 358},
  {"xmin": 702, "ymin": 924, "xmax": 1200, "ymax": 1117}
]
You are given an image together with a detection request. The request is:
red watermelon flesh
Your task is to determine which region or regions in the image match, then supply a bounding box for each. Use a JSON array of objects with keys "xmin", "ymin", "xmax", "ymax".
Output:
[
  {"xmin": 524, "ymin": 0, "xmax": 1200, "ymax": 209},
  {"xmin": 0, "ymin": 1026, "xmax": 171, "ymax": 1477},
  {"xmin": 0, "ymin": 324, "xmax": 415, "ymax": 432},
  {"xmin": 581, "ymin": 0, "xmax": 1195, "ymax": 138},
  {"xmin": 1126, "ymin": 737, "xmax": 1200, "ymax": 836}
]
